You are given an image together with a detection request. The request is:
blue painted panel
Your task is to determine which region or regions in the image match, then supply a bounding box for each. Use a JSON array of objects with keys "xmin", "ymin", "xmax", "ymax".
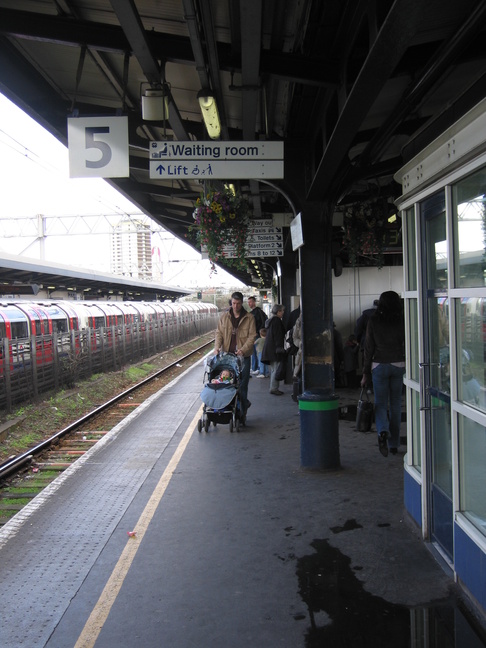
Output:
[
  {"xmin": 455, "ymin": 523, "xmax": 486, "ymax": 611},
  {"xmin": 431, "ymin": 484, "xmax": 454, "ymax": 559},
  {"xmin": 404, "ymin": 470, "xmax": 422, "ymax": 526}
]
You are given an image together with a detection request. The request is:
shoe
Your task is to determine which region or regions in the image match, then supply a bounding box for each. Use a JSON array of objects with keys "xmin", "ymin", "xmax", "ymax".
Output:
[
  {"xmin": 257, "ymin": 374, "xmax": 265, "ymax": 379},
  {"xmin": 270, "ymin": 389, "xmax": 284, "ymax": 395},
  {"xmin": 378, "ymin": 431, "xmax": 388, "ymax": 457},
  {"xmin": 390, "ymin": 448, "xmax": 397, "ymax": 455},
  {"xmin": 247, "ymin": 400, "xmax": 251, "ymax": 409},
  {"xmin": 251, "ymin": 370, "xmax": 259, "ymax": 375}
]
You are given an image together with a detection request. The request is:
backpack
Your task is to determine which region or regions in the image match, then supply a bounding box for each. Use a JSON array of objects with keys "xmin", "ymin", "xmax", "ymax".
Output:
[{"xmin": 284, "ymin": 328, "xmax": 298, "ymax": 355}]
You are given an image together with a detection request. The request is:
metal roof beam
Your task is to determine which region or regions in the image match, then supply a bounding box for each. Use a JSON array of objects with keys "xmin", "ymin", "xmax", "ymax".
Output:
[
  {"xmin": 0, "ymin": 8, "xmax": 338, "ymax": 87},
  {"xmin": 307, "ymin": 0, "xmax": 432, "ymax": 201}
]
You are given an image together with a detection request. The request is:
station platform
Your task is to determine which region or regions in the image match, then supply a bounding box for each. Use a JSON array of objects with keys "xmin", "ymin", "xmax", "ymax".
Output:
[{"xmin": 0, "ymin": 358, "xmax": 472, "ymax": 647}]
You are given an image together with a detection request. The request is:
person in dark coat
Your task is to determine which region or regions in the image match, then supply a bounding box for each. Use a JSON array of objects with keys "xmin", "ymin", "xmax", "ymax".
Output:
[
  {"xmin": 355, "ymin": 299, "xmax": 378, "ymax": 359},
  {"xmin": 248, "ymin": 295, "xmax": 267, "ymax": 374},
  {"xmin": 361, "ymin": 291, "xmax": 405, "ymax": 457},
  {"xmin": 261, "ymin": 304, "xmax": 286, "ymax": 395}
]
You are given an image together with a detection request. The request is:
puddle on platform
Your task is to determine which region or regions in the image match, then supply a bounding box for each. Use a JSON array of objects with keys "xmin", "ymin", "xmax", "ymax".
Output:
[{"xmin": 296, "ymin": 538, "xmax": 486, "ymax": 647}]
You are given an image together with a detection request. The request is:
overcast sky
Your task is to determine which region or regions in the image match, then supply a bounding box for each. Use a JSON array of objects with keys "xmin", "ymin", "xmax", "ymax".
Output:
[{"xmin": 0, "ymin": 93, "xmax": 244, "ymax": 289}]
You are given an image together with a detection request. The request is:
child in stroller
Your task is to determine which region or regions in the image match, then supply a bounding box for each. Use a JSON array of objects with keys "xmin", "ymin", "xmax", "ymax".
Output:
[
  {"xmin": 198, "ymin": 353, "xmax": 243, "ymax": 433},
  {"xmin": 211, "ymin": 369, "xmax": 234, "ymax": 384}
]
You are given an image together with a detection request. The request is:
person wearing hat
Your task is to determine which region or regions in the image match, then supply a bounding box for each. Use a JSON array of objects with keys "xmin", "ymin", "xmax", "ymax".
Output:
[{"xmin": 214, "ymin": 291, "xmax": 256, "ymax": 423}]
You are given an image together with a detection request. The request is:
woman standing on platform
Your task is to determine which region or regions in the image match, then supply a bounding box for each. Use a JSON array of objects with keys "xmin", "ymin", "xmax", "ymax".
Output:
[
  {"xmin": 361, "ymin": 291, "xmax": 405, "ymax": 457},
  {"xmin": 261, "ymin": 304, "xmax": 286, "ymax": 395}
]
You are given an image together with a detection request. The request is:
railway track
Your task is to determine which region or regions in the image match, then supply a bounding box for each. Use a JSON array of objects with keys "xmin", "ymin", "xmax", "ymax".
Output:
[{"xmin": 0, "ymin": 339, "xmax": 212, "ymax": 526}]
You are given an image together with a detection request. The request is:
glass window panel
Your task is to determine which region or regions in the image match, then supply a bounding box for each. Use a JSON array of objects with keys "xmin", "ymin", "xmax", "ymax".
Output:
[
  {"xmin": 405, "ymin": 207, "xmax": 417, "ymax": 290},
  {"xmin": 459, "ymin": 413, "xmax": 486, "ymax": 536},
  {"xmin": 452, "ymin": 166, "xmax": 486, "ymax": 288},
  {"xmin": 457, "ymin": 297, "xmax": 486, "ymax": 412},
  {"xmin": 408, "ymin": 298, "xmax": 419, "ymax": 382}
]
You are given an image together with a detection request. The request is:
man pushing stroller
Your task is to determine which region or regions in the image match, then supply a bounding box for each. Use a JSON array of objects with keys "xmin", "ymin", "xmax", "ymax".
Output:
[{"xmin": 214, "ymin": 291, "xmax": 256, "ymax": 425}]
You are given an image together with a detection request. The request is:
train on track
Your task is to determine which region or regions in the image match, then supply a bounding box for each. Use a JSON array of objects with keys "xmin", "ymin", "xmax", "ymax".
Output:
[{"xmin": 0, "ymin": 300, "xmax": 219, "ymax": 411}]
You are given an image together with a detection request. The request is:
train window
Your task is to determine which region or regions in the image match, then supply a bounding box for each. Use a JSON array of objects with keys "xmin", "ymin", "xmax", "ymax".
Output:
[
  {"xmin": 11, "ymin": 320, "xmax": 29, "ymax": 338},
  {"xmin": 14, "ymin": 304, "xmax": 42, "ymax": 336},
  {"xmin": 0, "ymin": 307, "xmax": 29, "ymax": 338},
  {"xmin": 94, "ymin": 316, "xmax": 105, "ymax": 329}
]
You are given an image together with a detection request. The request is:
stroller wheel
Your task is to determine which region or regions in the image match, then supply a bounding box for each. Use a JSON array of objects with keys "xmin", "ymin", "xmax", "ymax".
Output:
[
  {"xmin": 197, "ymin": 419, "xmax": 202, "ymax": 433},
  {"xmin": 204, "ymin": 418, "xmax": 210, "ymax": 433},
  {"xmin": 235, "ymin": 418, "xmax": 240, "ymax": 433},
  {"xmin": 229, "ymin": 418, "xmax": 234, "ymax": 433}
]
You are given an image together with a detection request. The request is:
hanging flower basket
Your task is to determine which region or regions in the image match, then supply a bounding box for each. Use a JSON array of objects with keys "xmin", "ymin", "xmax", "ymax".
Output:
[
  {"xmin": 342, "ymin": 200, "xmax": 388, "ymax": 268},
  {"xmin": 189, "ymin": 187, "xmax": 251, "ymax": 272}
]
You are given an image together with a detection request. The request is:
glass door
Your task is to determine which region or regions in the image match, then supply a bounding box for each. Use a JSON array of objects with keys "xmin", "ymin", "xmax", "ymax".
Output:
[{"xmin": 419, "ymin": 191, "xmax": 453, "ymax": 559}]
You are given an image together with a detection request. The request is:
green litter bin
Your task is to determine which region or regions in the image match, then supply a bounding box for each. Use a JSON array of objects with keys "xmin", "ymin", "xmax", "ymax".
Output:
[{"xmin": 299, "ymin": 389, "xmax": 340, "ymax": 469}]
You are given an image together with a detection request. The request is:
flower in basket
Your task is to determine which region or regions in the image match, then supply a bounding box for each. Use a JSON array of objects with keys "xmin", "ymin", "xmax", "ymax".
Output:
[
  {"xmin": 342, "ymin": 200, "xmax": 388, "ymax": 268},
  {"xmin": 190, "ymin": 187, "xmax": 251, "ymax": 272}
]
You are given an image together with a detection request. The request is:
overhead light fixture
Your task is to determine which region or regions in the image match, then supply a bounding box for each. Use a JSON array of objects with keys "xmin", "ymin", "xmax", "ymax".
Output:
[
  {"xmin": 141, "ymin": 83, "xmax": 170, "ymax": 121},
  {"xmin": 388, "ymin": 214, "xmax": 397, "ymax": 223},
  {"xmin": 197, "ymin": 89, "xmax": 221, "ymax": 140}
]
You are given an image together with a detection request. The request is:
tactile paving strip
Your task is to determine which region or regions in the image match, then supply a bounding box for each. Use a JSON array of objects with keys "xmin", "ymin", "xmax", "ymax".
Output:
[{"xmin": 0, "ymin": 364, "xmax": 203, "ymax": 648}]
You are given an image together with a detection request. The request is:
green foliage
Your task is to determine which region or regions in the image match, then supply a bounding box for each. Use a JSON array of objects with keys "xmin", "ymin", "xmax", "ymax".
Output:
[{"xmin": 189, "ymin": 187, "xmax": 251, "ymax": 272}]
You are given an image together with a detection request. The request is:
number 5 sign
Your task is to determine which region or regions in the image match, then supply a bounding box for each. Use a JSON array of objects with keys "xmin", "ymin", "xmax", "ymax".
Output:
[{"xmin": 68, "ymin": 116, "xmax": 129, "ymax": 178}]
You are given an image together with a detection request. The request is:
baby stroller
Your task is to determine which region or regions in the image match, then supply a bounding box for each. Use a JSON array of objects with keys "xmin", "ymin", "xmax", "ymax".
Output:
[{"xmin": 198, "ymin": 353, "xmax": 243, "ymax": 433}]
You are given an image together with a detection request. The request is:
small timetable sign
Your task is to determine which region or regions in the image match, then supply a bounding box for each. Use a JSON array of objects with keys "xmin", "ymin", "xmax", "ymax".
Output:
[{"xmin": 222, "ymin": 246, "xmax": 284, "ymax": 258}]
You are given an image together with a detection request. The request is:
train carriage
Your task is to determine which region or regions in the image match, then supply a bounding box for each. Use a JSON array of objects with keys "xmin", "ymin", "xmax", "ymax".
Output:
[{"xmin": 0, "ymin": 300, "xmax": 218, "ymax": 406}]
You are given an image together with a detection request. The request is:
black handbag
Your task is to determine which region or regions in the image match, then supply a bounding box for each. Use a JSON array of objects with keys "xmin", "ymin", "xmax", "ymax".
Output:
[
  {"xmin": 275, "ymin": 358, "xmax": 287, "ymax": 381},
  {"xmin": 356, "ymin": 388, "xmax": 373, "ymax": 432}
]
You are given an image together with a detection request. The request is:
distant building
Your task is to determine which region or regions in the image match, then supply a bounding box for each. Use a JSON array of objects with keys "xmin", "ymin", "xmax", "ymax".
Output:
[{"xmin": 111, "ymin": 219, "xmax": 152, "ymax": 280}]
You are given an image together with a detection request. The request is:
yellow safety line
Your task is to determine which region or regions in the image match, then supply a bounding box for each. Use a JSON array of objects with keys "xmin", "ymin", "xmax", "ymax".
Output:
[{"xmin": 74, "ymin": 405, "xmax": 203, "ymax": 648}]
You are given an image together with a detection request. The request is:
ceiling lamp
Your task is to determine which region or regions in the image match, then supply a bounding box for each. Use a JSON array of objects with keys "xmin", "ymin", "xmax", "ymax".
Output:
[
  {"xmin": 141, "ymin": 84, "xmax": 169, "ymax": 121},
  {"xmin": 197, "ymin": 90, "xmax": 221, "ymax": 140}
]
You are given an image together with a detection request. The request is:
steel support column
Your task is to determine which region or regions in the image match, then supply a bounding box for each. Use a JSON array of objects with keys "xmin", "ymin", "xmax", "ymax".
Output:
[
  {"xmin": 300, "ymin": 203, "xmax": 334, "ymax": 391},
  {"xmin": 299, "ymin": 202, "xmax": 339, "ymax": 469}
]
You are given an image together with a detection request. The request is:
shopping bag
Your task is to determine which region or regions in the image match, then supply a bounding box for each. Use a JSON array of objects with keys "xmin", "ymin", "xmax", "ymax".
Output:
[{"xmin": 356, "ymin": 388, "xmax": 373, "ymax": 432}]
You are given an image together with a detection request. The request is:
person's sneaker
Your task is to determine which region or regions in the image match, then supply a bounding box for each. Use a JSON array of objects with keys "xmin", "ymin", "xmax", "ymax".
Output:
[
  {"xmin": 378, "ymin": 431, "xmax": 389, "ymax": 457},
  {"xmin": 270, "ymin": 389, "xmax": 284, "ymax": 395},
  {"xmin": 257, "ymin": 374, "xmax": 265, "ymax": 378},
  {"xmin": 251, "ymin": 370, "xmax": 259, "ymax": 375}
]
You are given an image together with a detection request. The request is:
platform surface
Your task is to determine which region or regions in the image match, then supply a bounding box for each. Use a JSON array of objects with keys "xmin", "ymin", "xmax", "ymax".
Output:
[{"xmin": 0, "ymin": 361, "xmax": 459, "ymax": 648}]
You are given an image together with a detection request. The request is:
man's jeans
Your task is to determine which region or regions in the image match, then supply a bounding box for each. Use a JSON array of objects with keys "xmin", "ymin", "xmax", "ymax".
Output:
[{"xmin": 371, "ymin": 363, "xmax": 405, "ymax": 449}]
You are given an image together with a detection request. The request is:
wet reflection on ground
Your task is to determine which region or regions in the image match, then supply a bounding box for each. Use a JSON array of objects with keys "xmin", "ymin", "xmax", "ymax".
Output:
[{"xmin": 296, "ymin": 538, "xmax": 486, "ymax": 647}]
